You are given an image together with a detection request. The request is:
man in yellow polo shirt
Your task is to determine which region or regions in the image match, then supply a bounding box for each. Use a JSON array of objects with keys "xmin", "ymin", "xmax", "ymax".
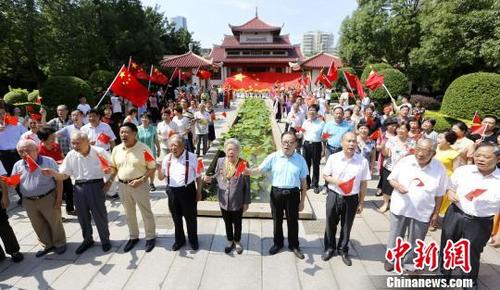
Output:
[{"xmin": 108, "ymin": 123, "xmax": 157, "ymax": 253}]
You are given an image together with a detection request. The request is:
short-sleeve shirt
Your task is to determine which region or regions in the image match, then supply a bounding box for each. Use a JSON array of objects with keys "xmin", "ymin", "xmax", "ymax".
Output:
[
  {"xmin": 77, "ymin": 104, "xmax": 91, "ymax": 116},
  {"xmin": 47, "ymin": 117, "xmax": 72, "ymax": 154},
  {"xmin": 0, "ymin": 160, "xmax": 6, "ymax": 176},
  {"xmin": 111, "ymin": 141, "xmax": 156, "ymax": 181},
  {"xmin": 56, "ymin": 124, "xmax": 82, "ymax": 141},
  {"xmin": 161, "ymin": 150, "xmax": 199, "ymax": 187},
  {"xmin": 388, "ymin": 155, "xmax": 448, "ymax": 222},
  {"xmin": 258, "ymin": 150, "xmax": 308, "ymax": 189},
  {"xmin": 81, "ymin": 122, "xmax": 116, "ymax": 151},
  {"xmin": 435, "ymin": 148, "xmax": 460, "ymax": 176},
  {"xmin": 111, "ymin": 96, "xmax": 122, "ymax": 113},
  {"xmin": 194, "ymin": 111, "xmax": 210, "ymax": 135},
  {"xmin": 0, "ymin": 124, "xmax": 27, "ymax": 150},
  {"xmin": 323, "ymin": 151, "xmax": 371, "ymax": 195},
  {"xmin": 448, "ymin": 165, "xmax": 500, "ymax": 217},
  {"xmin": 60, "ymin": 146, "xmax": 109, "ymax": 180},
  {"xmin": 172, "ymin": 116, "xmax": 190, "ymax": 139},
  {"xmin": 302, "ymin": 118, "xmax": 325, "ymax": 142},
  {"xmin": 322, "ymin": 120, "xmax": 353, "ymax": 148},
  {"xmin": 12, "ymin": 155, "xmax": 58, "ymax": 197},
  {"xmin": 384, "ymin": 137, "xmax": 415, "ymax": 171},
  {"xmin": 157, "ymin": 121, "xmax": 178, "ymax": 150},
  {"xmin": 138, "ymin": 125, "xmax": 158, "ymax": 158}
]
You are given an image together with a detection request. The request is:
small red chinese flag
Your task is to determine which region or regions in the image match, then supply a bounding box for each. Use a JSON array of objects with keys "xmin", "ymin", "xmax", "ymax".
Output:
[
  {"xmin": 97, "ymin": 133, "xmax": 111, "ymax": 144},
  {"xmin": 197, "ymin": 158, "xmax": 204, "ymax": 174},
  {"xmin": 470, "ymin": 125, "xmax": 485, "ymax": 135},
  {"xmin": 4, "ymin": 114, "xmax": 18, "ymax": 126},
  {"xmin": 96, "ymin": 154, "xmax": 110, "ymax": 171},
  {"xmin": 235, "ymin": 160, "xmax": 247, "ymax": 178},
  {"xmin": 369, "ymin": 129, "xmax": 382, "ymax": 141},
  {"xmin": 221, "ymin": 112, "xmax": 227, "ymax": 118},
  {"xmin": 143, "ymin": 150, "xmax": 155, "ymax": 162},
  {"xmin": 26, "ymin": 105, "xmax": 34, "ymax": 113},
  {"xmin": 472, "ymin": 111, "xmax": 481, "ymax": 124},
  {"xmin": 322, "ymin": 133, "xmax": 331, "ymax": 139},
  {"xmin": 24, "ymin": 155, "xmax": 39, "ymax": 173},
  {"xmin": 338, "ymin": 176, "xmax": 355, "ymax": 195},
  {"xmin": 295, "ymin": 127, "xmax": 305, "ymax": 133},
  {"xmin": 0, "ymin": 174, "xmax": 21, "ymax": 186},
  {"xmin": 413, "ymin": 178, "xmax": 425, "ymax": 187},
  {"xmin": 408, "ymin": 148, "xmax": 416, "ymax": 155},
  {"xmin": 465, "ymin": 189, "xmax": 487, "ymax": 201},
  {"xmin": 365, "ymin": 71, "xmax": 384, "ymax": 91},
  {"xmin": 196, "ymin": 69, "xmax": 212, "ymax": 80}
]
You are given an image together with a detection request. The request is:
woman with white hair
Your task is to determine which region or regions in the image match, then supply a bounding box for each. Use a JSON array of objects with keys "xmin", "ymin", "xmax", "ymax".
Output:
[{"xmin": 204, "ymin": 138, "xmax": 250, "ymax": 254}]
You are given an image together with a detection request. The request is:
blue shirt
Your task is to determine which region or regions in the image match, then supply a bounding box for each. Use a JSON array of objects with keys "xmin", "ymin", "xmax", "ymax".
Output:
[
  {"xmin": 302, "ymin": 118, "xmax": 325, "ymax": 142},
  {"xmin": 12, "ymin": 155, "xmax": 58, "ymax": 197},
  {"xmin": 0, "ymin": 124, "xmax": 27, "ymax": 150},
  {"xmin": 258, "ymin": 150, "xmax": 308, "ymax": 188},
  {"xmin": 322, "ymin": 120, "xmax": 353, "ymax": 148}
]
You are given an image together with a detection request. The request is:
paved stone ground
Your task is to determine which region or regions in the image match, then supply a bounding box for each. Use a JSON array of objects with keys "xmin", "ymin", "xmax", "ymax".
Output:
[{"xmin": 0, "ymin": 97, "xmax": 499, "ymax": 290}]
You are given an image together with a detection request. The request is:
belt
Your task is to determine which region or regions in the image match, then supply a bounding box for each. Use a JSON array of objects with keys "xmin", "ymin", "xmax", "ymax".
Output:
[
  {"xmin": 303, "ymin": 140, "xmax": 322, "ymax": 144},
  {"xmin": 328, "ymin": 189, "xmax": 358, "ymax": 198},
  {"xmin": 25, "ymin": 189, "xmax": 54, "ymax": 200},
  {"xmin": 453, "ymin": 204, "xmax": 494, "ymax": 221},
  {"xmin": 118, "ymin": 176, "xmax": 144, "ymax": 184},
  {"xmin": 271, "ymin": 186, "xmax": 299, "ymax": 195},
  {"xmin": 74, "ymin": 178, "xmax": 103, "ymax": 185},
  {"xmin": 0, "ymin": 149, "xmax": 17, "ymax": 153}
]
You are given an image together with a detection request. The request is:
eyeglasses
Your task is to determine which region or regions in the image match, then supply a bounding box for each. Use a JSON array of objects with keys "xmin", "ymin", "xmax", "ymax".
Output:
[{"xmin": 282, "ymin": 140, "xmax": 296, "ymax": 146}]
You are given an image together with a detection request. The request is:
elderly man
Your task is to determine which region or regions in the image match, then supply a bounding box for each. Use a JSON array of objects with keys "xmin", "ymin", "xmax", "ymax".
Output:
[
  {"xmin": 439, "ymin": 142, "xmax": 499, "ymax": 290},
  {"xmin": 42, "ymin": 132, "xmax": 111, "ymax": 254},
  {"xmin": 47, "ymin": 105, "xmax": 72, "ymax": 154},
  {"xmin": 109, "ymin": 123, "xmax": 156, "ymax": 252},
  {"xmin": 81, "ymin": 109, "xmax": 116, "ymax": 152},
  {"xmin": 384, "ymin": 138, "xmax": 448, "ymax": 272},
  {"xmin": 322, "ymin": 106, "xmax": 353, "ymax": 161},
  {"xmin": 322, "ymin": 132, "xmax": 371, "ymax": 264},
  {"xmin": 246, "ymin": 131, "xmax": 309, "ymax": 259},
  {"xmin": 157, "ymin": 135, "xmax": 202, "ymax": 251},
  {"xmin": 301, "ymin": 104, "xmax": 325, "ymax": 194},
  {"xmin": 12, "ymin": 140, "xmax": 66, "ymax": 257}
]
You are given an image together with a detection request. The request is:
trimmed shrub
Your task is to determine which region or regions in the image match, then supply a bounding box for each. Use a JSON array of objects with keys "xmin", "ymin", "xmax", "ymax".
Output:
[
  {"xmin": 27, "ymin": 89, "xmax": 39, "ymax": 103},
  {"xmin": 441, "ymin": 72, "xmax": 500, "ymax": 120},
  {"xmin": 424, "ymin": 110, "xmax": 470, "ymax": 132},
  {"xmin": 410, "ymin": 94, "xmax": 441, "ymax": 111},
  {"xmin": 370, "ymin": 68, "xmax": 408, "ymax": 101},
  {"xmin": 361, "ymin": 63, "xmax": 393, "ymax": 83},
  {"xmin": 88, "ymin": 70, "xmax": 114, "ymax": 93},
  {"xmin": 40, "ymin": 76, "xmax": 94, "ymax": 117},
  {"xmin": 3, "ymin": 87, "xmax": 29, "ymax": 105}
]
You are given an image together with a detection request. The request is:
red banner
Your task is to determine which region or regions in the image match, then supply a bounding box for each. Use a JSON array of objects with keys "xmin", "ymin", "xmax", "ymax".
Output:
[{"xmin": 223, "ymin": 72, "xmax": 302, "ymax": 92}]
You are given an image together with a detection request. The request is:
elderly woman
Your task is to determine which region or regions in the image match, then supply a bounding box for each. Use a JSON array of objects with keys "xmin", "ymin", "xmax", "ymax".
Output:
[{"xmin": 204, "ymin": 138, "xmax": 250, "ymax": 254}]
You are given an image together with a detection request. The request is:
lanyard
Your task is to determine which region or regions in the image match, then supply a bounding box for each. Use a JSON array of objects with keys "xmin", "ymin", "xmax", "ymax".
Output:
[{"xmin": 166, "ymin": 150, "xmax": 189, "ymax": 187}]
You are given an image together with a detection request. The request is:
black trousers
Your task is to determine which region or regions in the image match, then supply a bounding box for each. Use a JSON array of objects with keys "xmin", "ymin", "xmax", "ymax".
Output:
[
  {"xmin": 220, "ymin": 208, "xmax": 243, "ymax": 242},
  {"xmin": 63, "ymin": 178, "xmax": 74, "ymax": 212},
  {"xmin": 270, "ymin": 187, "xmax": 300, "ymax": 249},
  {"xmin": 0, "ymin": 150, "xmax": 21, "ymax": 199},
  {"xmin": 0, "ymin": 207, "xmax": 20, "ymax": 257},
  {"xmin": 303, "ymin": 141, "xmax": 322, "ymax": 188},
  {"xmin": 167, "ymin": 182, "xmax": 198, "ymax": 245},
  {"xmin": 324, "ymin": 191, "xmax": 359, "ymax": 254},
  {"xmin": 74, "ymin": 180, "xmax": 110, "ymax": 244},
  {"xmin": 439, "ymin": 203, "xmax": 492, "ymax": 284}
]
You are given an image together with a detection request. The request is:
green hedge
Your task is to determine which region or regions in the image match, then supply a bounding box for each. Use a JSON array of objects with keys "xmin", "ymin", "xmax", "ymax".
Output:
[
  {"xmin": 40, "ymin": 76, "xmax": 94, "ymax": 116},
  {"xmin": 424, "ymin": 110, "xmax": 470, "ymax": 132},
  {"xmin": 88, "ymin": 70, "xmax": 114, "ymax": 92},
  {"xmin": 441, "ymin": 72, "xmax": 500, "ymax": 120},
  {"xmin": 3, "ymin": 87, "xmax": 28, "ymax": 105},
  {"xmin": 360, "ymin": 63, "xmax": 393, "ymax": 83},
  {"xmin": 370, "ymin": 68, "xmax": 408, "ymax": 101}
]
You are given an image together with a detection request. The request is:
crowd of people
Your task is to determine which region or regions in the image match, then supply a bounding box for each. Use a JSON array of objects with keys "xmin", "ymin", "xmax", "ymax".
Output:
[{"xmin": 0, "ymin": 82, "xmax": 498, "ymax": 289}]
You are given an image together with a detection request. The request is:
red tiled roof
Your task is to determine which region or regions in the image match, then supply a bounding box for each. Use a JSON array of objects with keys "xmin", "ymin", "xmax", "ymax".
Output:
[
  {"xmin": 220, "ymin": 35, "xmax": 293, "ymax": 49},
  {"xmin": 160, "ymin": 51, "xmax": 212, "ymax": 68},
  {"xmin": 298, "ymin": 52, "xmax": 342, "ymax": 69},
  {"xmin": 230, "ymin": 17, "xmax": 281, "ymax": 33},
  {"xmin": 210, "ymin": 45, "xmax": 303, "ymax": 64}
]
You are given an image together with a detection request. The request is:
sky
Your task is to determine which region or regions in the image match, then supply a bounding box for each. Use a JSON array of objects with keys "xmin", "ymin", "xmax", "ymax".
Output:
[{"xmin": 140, "ymin": 0, "xmax": 359, "ymax": 48}]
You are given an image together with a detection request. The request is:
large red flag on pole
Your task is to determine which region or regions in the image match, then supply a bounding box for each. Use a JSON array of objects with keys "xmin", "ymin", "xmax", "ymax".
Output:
[
  {"xmin": 344, "ymin": 71, "xmax": 366, "ymax": 99},
  {"xmin": 150, "ymin": 66, "xmax": 169, "ymax": 85},
  {"xmin": 129, "ymin": 59, "xmax": 151, "ymax": 81},
  {"xmin": 326, "ymin": 61, "xmax": 338, "ymax": 82},
  {"xmin": 365, "ymin": 70, "xmax": 384, "ymax": 91},
  {"xmin": 110, "ymin": 65, "xmax": 149, "ymax": 107}
]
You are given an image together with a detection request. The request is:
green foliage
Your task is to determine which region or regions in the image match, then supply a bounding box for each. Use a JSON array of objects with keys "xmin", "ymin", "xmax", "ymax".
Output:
[
  {"xmin": 360, "ymin": 63, "xmax": 392, "ymax": 82},
  {"xmin": 424, "ymin": 110, "xmax": 470, "ymax": 133},
  {"xmin": 441, "ymin": 73, "xmax": 500, "ymax": 119},
  {"xmin": 27, "ymin": 89, "xmax": 39, "ymax": 103},
  {"xmin": 218, "ymin": 98, "xmax": 275, "ymax": 201},
  {"xmin": 370, "ymin": 68, "xmax": 408, "ymax": 101},
  {"xmin": 3, "ymin": 87, "xmax": 29, "ymax": 104},
  {"xmin": 40, "ymin": 76, "xmax": 94, "ymax": 116},
  {"xmin": 88, "ymin": 70, "xmax": 114, "ymax": 93}
]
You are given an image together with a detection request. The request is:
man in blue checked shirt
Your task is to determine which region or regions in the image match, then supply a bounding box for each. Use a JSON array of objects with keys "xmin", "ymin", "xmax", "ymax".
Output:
[
  {"xmin": 322, "ymin": 106, "xmax": 353, "ymax": 161},
  {"xmin": 245, "ymin": 131, "xmax": 309, "ymax": 259}
]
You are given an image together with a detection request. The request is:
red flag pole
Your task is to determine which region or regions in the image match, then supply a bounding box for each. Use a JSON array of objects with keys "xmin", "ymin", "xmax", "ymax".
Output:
[
  {"xmin": 178, "ymin": 68, "xmax": 181, "ymax": 88},
  {"xmin": 127, "ymin": 56, "xmax": 132, "ymax": 70},
  {"xmin": 148, "ymin": 64, "xmax": 153, "ymax": 90},
  {"xmin": 342, "ymin": 71, "xmax": 356, "ymax": 97},
  {"xmin": 95, "ymin": 65, "xmax": 125, "ymax": 109}
]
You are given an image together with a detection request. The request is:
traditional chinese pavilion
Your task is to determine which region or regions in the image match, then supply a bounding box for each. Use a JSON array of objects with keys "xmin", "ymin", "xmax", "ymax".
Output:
[{"xmin": 209, "ymin": 14, "xmax": 304, "ymax": 86}]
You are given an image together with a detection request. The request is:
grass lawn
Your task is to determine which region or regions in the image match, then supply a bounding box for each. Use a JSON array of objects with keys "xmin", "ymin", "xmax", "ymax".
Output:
[{"xmin": 424, "ymin": 110, "xmax": 471, "ymax": 132}]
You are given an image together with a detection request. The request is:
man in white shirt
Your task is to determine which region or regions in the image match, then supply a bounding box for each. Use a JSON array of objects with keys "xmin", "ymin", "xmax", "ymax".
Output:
[
  {"xmin": 301, "ymin": 104, "xmax": 325, "ymax": 193},
  {"xmin": 81, "ymin": 109, "xmax": 116, "ymax": 151},
  {"xmin": 42, "ymin": 132, "xmax": 111, "ymax": 254},
  {"xmin": 322, "ymin": 132, "xmax": 371, "ymax": 264},
  {"xmin": 439, "ymin": 142, "xmax": 500, "ymax": 289},
  {"xmin": 171, "ymin": 107, "xmax": 191, "ymax": 151},
  {"xmin": 56, "ymin": 110, "xmax": 84, "ymax": 142},
  {"xmin": 156, "ymin": 109, "xmax": 178, "ymax": 160},
  {"xmin": 110, "ymin": 95, "xmax": 123, "ymax": 123},
  {"xmin": 77, "ymin": 95, "xmax": 92, "ymax": 124},
  {"xmin": 157, "ymin": 135, "xmax": 202, "ymax": 251},
  {"xmin": 385, "ymin": 138, "xmax": 448, "ymax": 272}
]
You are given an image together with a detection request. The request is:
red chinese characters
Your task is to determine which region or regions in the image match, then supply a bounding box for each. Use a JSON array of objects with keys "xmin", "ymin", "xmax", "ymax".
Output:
[
  {"xmin": 386, "ymin": 237, "xmax": 411, "ymax": 274},
  {"xmin": 413, "ymin": 239, "xmax": 439, "ymax": 271},
  {"xmin": 442, "ymin": 239, "xmax": 471, "ymax": 273}
]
